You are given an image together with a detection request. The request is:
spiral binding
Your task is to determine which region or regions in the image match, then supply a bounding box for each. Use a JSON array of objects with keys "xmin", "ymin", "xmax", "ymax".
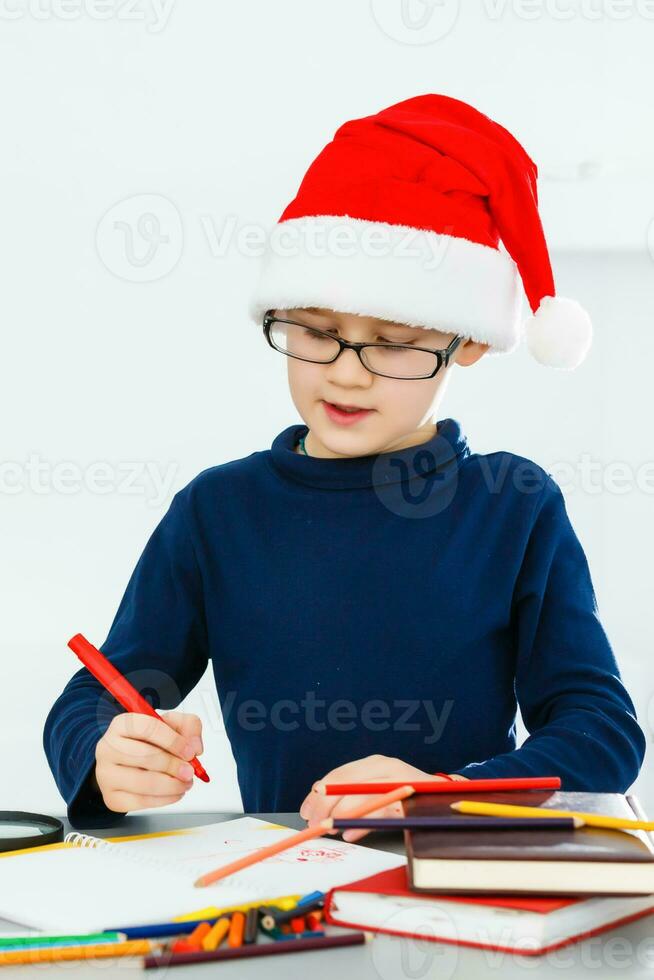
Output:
[
  {"xmin": 63, "ymin": 831, "xmax": 263, "ymax": 896},
  {"xmin": 65, "ymin": 831, "xmax": 110, "ymax": 849},
  {"xmin": 65, "ymin": 830, "xmax": 197, "ymax": 874}
]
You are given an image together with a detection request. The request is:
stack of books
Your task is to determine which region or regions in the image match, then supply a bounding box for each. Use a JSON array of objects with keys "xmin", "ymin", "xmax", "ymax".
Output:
[{"xmin": 322, "ymin": 777, "xmax": 654, "ymax": 955}]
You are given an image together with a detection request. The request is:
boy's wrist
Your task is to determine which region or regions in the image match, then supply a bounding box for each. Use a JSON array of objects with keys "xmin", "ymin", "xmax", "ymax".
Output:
[
  {"xmin": 67, "ymin": 761, "xmax": 126, "ymax": 829},
  {"xmin": 89, "ymin": 766, "xmax": 100, "ymax": 794}
]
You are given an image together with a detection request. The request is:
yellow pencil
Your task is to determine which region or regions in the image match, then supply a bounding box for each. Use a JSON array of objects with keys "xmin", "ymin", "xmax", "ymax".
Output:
[
  {"xmin": 0, "ymin": 940, "xmax": 152, "ymax": 966},
  {"xmin": 172, "ymin": 894, "xmax": 301, "ymax": 921},
  {"xmin": 451, "ymin": 800, "xmax": 654, "ymax": 830}
]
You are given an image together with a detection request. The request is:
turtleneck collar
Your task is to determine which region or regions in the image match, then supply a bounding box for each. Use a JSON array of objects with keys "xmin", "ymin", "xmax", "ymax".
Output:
[{"xmin": 268, "ymin": 418, "xmax": 470, "ymax": 490}]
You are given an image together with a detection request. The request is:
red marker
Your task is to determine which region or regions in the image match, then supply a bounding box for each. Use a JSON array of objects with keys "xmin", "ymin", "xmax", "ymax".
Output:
[{"xmin": 67, "ymin": 632, "xmax": 210, "ymax": 783}]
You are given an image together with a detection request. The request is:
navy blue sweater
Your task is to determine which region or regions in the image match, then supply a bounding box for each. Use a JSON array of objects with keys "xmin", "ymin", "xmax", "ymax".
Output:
[{"xmin": 43, "ymin": 419, "xmax": 645, "ymax": 826}]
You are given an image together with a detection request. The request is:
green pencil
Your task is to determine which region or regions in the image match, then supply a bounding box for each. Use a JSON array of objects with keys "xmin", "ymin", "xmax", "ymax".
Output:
[{"xmin": 0, "ymin": 932, "xmax": 125, "ymax": 949}]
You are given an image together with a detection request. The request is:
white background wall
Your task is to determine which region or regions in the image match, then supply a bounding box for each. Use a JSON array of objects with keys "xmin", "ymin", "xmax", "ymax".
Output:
[{"xmin": 1, "ymin": 1, "xmax": 653, "ymax": 818}]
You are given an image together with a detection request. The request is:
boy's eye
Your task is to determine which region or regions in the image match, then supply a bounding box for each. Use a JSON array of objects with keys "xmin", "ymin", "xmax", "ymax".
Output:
[{"xmin": 321, "ymin": 329, "xmax": 415, "ymax": 346}]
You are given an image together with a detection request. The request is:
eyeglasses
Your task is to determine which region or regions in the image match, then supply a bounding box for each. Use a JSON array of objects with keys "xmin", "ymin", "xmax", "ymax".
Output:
[{"xmin": 262, "ymin": 311, "xmax": 464, "ymax": 381}]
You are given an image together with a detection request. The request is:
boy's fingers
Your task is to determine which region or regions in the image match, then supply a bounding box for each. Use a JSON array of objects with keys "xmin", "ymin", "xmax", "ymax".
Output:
[
  {"xmin": 160, "ymin": 711, "xmax": 203, "ymax": 754},
  {"xmin": 116, "ymin": 711, "xmax": 162, "ymax": 745},
  {"xmin": 299, "ymin": 774, "xmax": 337, "ymax": 818},
  {"xmin": 104, "ymin": 766, "xmax": 193, "ymax": 799},
  {"xmin": 341, "ymin": 828, "xmax": 371, "ymax": 843},
  {"xmin": 299, "ymin": 784, "xmax": 321, "ymax": 820},
  {"xmin": 111, "ymin": 712, "xmax": 197, "ymax": 762},
  {"xmin": 333, "ymin": 798, "xmax": 404, "ymax": 841},
  {"xmin": 304, "ymin": 790, "xmax": 380, "ymax": 828},
  {"xmin": 332, "ymin": 796, "xmax": 402, "ymax": 821},
  {"xmin": 302, "ymin": 791, "xmax": 346, "ymax": 834},
  {"xmin": 99, "ymin": 735, "xmax": 196, "ymax": 781},
  {"xmin": 302, "ymin": 791, "xmax": 345, "ymax": 825},
  {"xmin": 305, "ymin": 761, "xmax": 416, "ymax": 823},
  {"xmin": 301, "ymin": 756, "xmax": 394, "ymax": 822},
  {"xmin": 105, "ymin": 790, "xmax": 186, "ymax": 813}
]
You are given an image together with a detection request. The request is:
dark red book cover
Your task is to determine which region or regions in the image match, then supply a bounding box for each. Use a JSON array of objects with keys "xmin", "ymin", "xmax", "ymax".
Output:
[{"xmin": 402, "ymin": 789, "xmax": 654, "ymax": 896}]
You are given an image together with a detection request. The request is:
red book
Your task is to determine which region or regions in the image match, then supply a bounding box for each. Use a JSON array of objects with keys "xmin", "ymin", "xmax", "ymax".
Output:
[{"xmin": 324, "ymin": 861, "xmax": 654, "ymax": 956}]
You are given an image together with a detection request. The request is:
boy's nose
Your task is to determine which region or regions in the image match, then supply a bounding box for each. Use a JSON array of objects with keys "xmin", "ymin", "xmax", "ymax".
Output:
[{"xmin": 325, "ymin": 346, "xmax": 373, "ymax": 384}]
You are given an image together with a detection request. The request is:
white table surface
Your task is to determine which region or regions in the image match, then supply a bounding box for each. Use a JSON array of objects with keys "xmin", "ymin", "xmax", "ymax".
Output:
[{"xmin": 1, "ymin": 809, "xmax": 654, "ymax": 979}]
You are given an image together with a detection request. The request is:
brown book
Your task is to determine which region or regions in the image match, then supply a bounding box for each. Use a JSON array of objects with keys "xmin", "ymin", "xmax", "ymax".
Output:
[{"xmin": 403, "ymin": 790, "xmax": 654, "ymax": 897}]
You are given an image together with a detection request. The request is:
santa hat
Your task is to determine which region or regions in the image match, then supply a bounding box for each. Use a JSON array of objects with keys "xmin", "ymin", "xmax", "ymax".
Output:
[{"xmin": 248, "ymin": 93, "xmax": 592, "ymax": 370}]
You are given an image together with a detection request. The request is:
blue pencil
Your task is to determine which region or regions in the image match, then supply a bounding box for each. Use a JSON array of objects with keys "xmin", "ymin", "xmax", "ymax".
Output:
[
  {"xmin": 296, "ymin": 890, "xmax": 325, "ymax": 907},
  {"xmin": 104, "ymin": 918, "xmax": 218, "ymax": 940}
]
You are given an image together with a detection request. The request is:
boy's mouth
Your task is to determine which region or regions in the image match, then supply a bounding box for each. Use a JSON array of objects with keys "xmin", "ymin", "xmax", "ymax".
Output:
[
  {"xmin": 330, "ymin": 401, "xmax": 367, "ymax": 412},
  {"xmin": 322, "ymin": 400, "xmax": 375, "ymax": 424}
]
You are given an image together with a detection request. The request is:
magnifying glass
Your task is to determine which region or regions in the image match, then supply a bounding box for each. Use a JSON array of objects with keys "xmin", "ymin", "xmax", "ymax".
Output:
[{"xmin": 0, "ymin": 811, "xmax": 64, "ymax": 852}]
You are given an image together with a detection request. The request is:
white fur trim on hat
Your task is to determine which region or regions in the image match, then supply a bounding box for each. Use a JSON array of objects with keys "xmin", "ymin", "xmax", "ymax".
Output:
[
  {"xmin": 248, "ymin": 215, "xmax": 523, "ymax": 355},
  {"xmin": 524, "ymin": 295, "xmax": 593, "ymax": 370}
]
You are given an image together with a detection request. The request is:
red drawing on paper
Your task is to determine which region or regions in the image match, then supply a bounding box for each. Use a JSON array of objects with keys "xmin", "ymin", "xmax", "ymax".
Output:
[{"xmin": 277, "ymin": 846, "xmax": 346, "ymax": 864}]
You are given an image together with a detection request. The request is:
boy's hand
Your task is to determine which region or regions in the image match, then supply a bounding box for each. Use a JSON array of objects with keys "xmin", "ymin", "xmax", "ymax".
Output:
[
  {"xmin": 94, "ymin": 710, "xmax": 204, "ymax": 814},
  {"xmin": 299, "ymin": 754, "xmax": 469, "ymax": 842}
]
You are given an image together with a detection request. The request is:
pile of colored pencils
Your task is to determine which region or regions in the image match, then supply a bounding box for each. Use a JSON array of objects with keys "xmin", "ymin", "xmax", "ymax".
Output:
[{"xmin": 0, "ymin": 892, "xmax": 368, "ymax": 969}]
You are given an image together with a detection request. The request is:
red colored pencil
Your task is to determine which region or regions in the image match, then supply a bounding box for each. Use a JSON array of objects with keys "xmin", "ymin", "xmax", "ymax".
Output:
[
  {"xmin": 67, "ymin": 632, "xmax": 209, "ymax": 783},
  {"xmin": 314, "ymin": 776, "xmax": 560, "ymax": 795}
]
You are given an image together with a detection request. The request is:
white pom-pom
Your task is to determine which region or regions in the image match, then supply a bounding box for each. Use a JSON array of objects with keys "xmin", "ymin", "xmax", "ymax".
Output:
[{"xmin": 524, "ymin": 295, "xmax": 593, "ymax": 370}]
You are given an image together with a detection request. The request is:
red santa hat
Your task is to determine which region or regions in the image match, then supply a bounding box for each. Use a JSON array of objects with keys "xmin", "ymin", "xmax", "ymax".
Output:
[{"xmin": 248, "ymin": 93, "xmax": 592, "ymax": 370}]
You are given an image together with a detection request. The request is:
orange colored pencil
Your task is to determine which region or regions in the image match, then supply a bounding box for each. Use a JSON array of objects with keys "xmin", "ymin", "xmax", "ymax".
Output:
[
  {"xmin": 185, "ymin": 922, "xmax": 212, "ymax": 949},
  {"xmin": 0, "ymin": 940, "xmax": 152, "ymax": 966},
  {"xmin": 202, "ymin": 917, "xmax": 231, "ymax": 951},
  {"xmin": 193, "ymin": 785, "xmax": 415, "ymax": 887},
  {"xmin": 228, "ymin": 911, "xmax": 245, "ymax": 947},
  {"xmin": 194, "ymin": 825, "xmax": 328, "ymax": 888},
  {"xmin": 170, "ymin": 939, "xmax": 194, "ymax": 954}
]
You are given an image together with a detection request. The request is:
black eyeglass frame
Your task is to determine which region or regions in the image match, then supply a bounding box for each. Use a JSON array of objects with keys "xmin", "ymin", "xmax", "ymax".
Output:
[{"xmin": 262, "ymin": 310, "xmax": 464, "ymax": 381}]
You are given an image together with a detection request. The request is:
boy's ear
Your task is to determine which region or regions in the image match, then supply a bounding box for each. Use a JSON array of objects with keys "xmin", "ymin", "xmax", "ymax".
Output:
[{"xmin": 454, "ymin": 337, "xmax": 490, "ymax": 367}]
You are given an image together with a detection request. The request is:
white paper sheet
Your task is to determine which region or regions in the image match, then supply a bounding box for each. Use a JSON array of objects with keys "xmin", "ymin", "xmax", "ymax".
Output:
[{"xmin": 0, "ymin": 816, "xmax": 406, "ymax": 933}]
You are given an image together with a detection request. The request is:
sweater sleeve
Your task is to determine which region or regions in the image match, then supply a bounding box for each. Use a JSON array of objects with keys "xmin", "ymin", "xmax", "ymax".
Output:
[
  {"xmin": 450, "ymin": 475, "xmax": 646, "ymax": 792},
  {"xmin": 43, "ymin": 489, "xmax": 209, "ymax": 827}
]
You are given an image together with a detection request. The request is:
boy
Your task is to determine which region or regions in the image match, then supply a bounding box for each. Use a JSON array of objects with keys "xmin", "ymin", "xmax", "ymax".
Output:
[{"xmin": 43, "ymin": 94, "xmax": 645, "ymax": 835}]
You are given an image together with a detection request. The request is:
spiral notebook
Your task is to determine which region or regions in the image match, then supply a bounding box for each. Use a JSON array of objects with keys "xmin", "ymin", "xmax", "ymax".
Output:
[{"xmin": 0, "ymin": 816, "xmax": 406, "ymax": 934}]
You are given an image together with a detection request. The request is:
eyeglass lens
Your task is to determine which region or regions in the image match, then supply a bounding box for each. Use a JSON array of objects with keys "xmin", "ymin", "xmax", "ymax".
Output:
[{"xmin": 269, "ymin": 320, "xmax": 440, "ymax": 379}]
